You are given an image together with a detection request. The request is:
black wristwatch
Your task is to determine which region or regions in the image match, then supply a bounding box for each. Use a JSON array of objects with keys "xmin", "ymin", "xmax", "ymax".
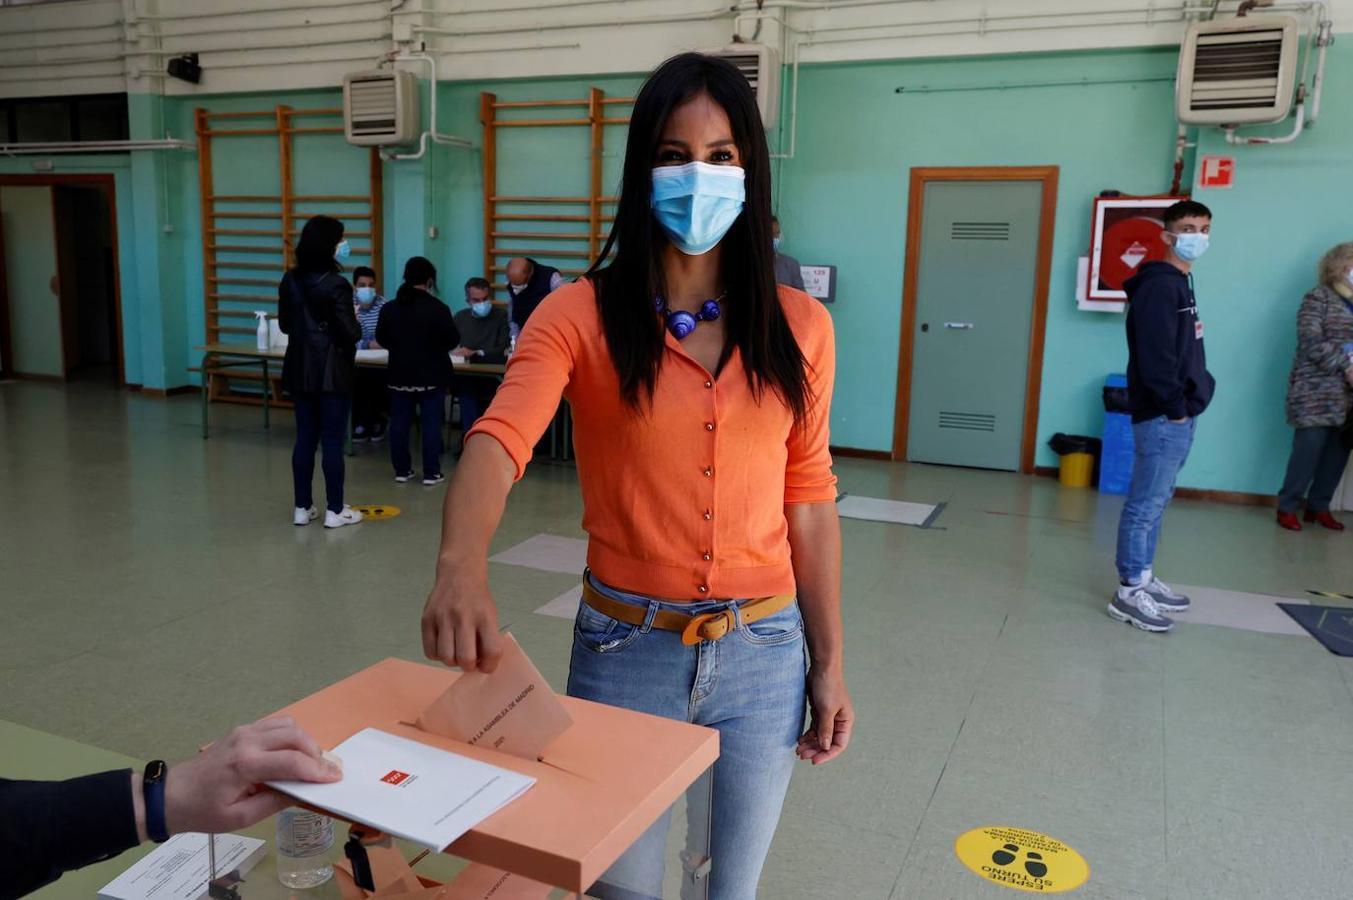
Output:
[{"xmin": 143, "ymin": 760, "xmax": 170, "ymax": 843}]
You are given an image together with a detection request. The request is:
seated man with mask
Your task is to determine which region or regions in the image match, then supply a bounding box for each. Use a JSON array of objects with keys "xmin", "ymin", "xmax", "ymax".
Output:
[
  {"xmin": 352, "ymin": 265, "xmax": 388, "ymax": 442},
  {"xmin": 452, "ymin": 277, "xmax": 511, "ymax": 445}
]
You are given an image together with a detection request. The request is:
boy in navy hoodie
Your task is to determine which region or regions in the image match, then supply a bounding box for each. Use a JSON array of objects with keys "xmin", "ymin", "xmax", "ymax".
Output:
[{"xmin": 1109, "ymin": 200, "xmax": 1216, "ymax": 633}]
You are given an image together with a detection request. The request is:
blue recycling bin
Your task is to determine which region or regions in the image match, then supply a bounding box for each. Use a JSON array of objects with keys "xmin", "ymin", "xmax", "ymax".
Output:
[{"xmin": 1100, "ymin": 374, "xmax": 1134, "ymax": 495}]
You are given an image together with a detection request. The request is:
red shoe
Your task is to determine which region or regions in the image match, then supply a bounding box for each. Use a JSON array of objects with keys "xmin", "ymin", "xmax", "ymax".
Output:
[
  {"xmin": 1276, "ymin": 511, "xmax": 1303, "ymax": 531},
  {"xmin": 1303, "ymin": 510, "xmax": 1346, "ymax": 531}
]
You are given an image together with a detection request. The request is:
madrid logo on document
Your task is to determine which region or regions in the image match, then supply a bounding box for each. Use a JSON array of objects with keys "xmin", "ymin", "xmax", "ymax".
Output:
[{"xmin": 380, "ymin": 769, "xmax": 416, "ymax": 787}]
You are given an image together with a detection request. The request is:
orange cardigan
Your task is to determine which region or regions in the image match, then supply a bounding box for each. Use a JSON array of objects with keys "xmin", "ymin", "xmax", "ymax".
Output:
[{"xmin": 467, "ymin": 280, "xmax": 837, "ymax": 600}]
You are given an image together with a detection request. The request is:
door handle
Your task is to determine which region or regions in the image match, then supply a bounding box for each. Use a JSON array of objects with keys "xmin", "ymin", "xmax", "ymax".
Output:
[{"xmin": 943, "ymin": 322, "xmax": 974, "ymax": 330}]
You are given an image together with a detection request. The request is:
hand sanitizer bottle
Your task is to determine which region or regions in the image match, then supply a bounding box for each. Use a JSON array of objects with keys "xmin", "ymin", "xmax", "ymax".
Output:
[
  {"xmin": 275, "ymin": 808, "xmax": 334, "ymax": 888},
  {"xmin": 255, "ymin": 311, "xmax": 270, "ymax": 351}
]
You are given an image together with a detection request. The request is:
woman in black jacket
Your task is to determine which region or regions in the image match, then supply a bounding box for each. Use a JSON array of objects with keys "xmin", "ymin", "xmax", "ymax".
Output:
[
  {"xmin": 376, "ymin": 256, "xmax": 460, "ymax": 486},
  {"xmin": 278, "ymin": 215, "xmax": 364, "ymax": 527}
]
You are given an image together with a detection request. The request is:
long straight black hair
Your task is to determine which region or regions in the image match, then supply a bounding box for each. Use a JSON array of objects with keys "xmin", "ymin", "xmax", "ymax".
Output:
[
  {"xmin": 294, "ymin": 215, "xmax": 344, "ymax": 274},
  {"xmin": 586, "ymin": 52, "xmax": 810, "ymax": 425}
]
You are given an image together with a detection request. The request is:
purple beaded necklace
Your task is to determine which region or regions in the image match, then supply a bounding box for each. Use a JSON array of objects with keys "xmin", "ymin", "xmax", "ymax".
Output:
[{"xmin": 654, "ymin": 294, "xmax": 724, "ymax": 340}]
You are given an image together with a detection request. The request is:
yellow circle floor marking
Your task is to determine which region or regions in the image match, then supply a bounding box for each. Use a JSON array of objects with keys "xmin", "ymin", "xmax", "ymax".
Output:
[
  {"xmin": 954, "ymin": 826, "xmax": 1089, "ymax": 894},
  {"xmin": 352, "ymin": 504, "xmax": 401, "ymax": 521}
]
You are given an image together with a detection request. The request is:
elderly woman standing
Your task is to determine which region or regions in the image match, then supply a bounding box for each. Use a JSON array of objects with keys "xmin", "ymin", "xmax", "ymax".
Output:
[{"xmin": 1277, "ymin": 242, "xmax": 1353, "ymax": 531}]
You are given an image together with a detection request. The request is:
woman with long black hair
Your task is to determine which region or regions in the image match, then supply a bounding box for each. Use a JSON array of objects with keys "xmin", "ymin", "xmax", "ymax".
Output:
[
  {"xmin": 420, "ymin": 53, "xmax": 851, "ymax": 897},
  {"xmin": 277, "ymin": 215, "xmax": 363, "ymax": 528}
]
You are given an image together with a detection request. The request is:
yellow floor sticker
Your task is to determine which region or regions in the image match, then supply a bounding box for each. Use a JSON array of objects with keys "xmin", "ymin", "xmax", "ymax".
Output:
[
  {"xmin": 954, "ymin": 826, "xmax": 1089, "ymax": 893},
  {"xmin": 352, "ymin": 504, "xmax": 401, "ymax": 520}
]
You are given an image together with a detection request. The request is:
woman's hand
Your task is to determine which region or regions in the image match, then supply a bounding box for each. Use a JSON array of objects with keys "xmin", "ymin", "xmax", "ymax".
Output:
[
  {"xmin": 797, "ymin": 665, "xmax": 853, "ymax": 765},
  {"xmin": 421, "ymin": 568, "xmax": 503, "ymax": 673}
]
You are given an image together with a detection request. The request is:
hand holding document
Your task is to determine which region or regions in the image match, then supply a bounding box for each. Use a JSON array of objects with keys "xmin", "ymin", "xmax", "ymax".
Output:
[
  {"xmin": 416, "ymin": 633, "xmax": 573, "ymax": 761},
  {"xmin": 268, "ymin": 728, "xmax": 534, "ymax": 851}
]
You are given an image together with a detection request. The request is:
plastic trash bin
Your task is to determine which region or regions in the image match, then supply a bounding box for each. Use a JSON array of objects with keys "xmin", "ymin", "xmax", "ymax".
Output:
[{"xmin": 1048, "ymin": 433, "xmax": 1101, "ymax": 489}]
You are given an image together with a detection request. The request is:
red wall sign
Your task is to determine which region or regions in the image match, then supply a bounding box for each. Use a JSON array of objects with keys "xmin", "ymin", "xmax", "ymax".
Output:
[{"xmin": 1198, "ymin": 155, "xmax": 1235, "ymax": 189}]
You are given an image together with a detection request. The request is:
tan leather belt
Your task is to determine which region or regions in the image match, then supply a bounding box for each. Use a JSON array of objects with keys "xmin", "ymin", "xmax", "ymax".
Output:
[{"xmin": 581, "ymin": 581, "xmax": 793, "ymax": 646}]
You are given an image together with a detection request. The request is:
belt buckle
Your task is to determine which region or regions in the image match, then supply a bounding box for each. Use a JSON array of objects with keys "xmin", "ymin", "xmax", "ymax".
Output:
[{"xmin": 681, "ymin": 608, "xmax": 736, "ymax": 646}]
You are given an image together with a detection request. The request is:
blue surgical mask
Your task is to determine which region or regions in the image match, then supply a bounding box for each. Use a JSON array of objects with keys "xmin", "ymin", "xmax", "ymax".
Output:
[
  {"xmin": 355, "ymin": 286, "xmax": 376, "ymax": 306},
  {"xmin": 772, "ymin": 236, "xmax": 783, "ymax": 253},
  {"xmin": 1171, "ymin": 232, "xmax": 1209, "ymax": 262},
  {"xmin": 334, "ymin": 239, "xmax": 351, "ymax": 261},
  {"xmin": 650, "ymin": 161, "xmax": 745, "ymax": 256},
  {"xmin": 470, "ymin": 300, "xmax": 492, "ymax": 318}
]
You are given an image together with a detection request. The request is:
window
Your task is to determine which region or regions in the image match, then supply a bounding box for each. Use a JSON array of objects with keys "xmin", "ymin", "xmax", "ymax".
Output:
[{"xmin": 0, "ymin": 93, "xmax": 128, "ymax": 144}]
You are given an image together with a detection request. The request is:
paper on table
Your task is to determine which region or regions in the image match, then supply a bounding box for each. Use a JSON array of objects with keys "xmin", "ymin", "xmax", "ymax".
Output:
[
  {"xmin": 355, "ymin": 348, "xmax": 389, "ymax": 362},
  {"xmin": 416, "ymin": 633, "xmax": 573, "ymax": 761},
  {"xmin": 268, "ymin": 728, "xmax": 535, "ymax": 852},
  {"xmin": 98, "ymin": 833, "xmax": 264, "ymax": 900}
]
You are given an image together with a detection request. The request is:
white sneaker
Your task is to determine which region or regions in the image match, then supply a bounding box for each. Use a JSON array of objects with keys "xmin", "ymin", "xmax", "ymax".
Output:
[
  {"xmin": 1107, "ymin": 585, "xmax": 1174, "ymax": 632},
  {"xmin": 324, "ymin": 506, "xmax": 364, "ymax": 528},
  {"xmin": 293, "ymin": 506, "xmax": 318, "ymax": 526}
]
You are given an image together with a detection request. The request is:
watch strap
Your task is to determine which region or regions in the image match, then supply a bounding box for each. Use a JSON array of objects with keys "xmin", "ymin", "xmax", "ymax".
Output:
[{"xmin": 142, "ymin": 760, "xmax": 169, "ymax": 843}]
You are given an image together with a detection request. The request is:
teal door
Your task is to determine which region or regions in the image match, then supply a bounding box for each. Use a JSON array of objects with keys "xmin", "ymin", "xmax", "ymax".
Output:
[
  {"xmin": 0, "ymin": 185, "xmax": 64, "ymax": 378},
  {"xmin": 906, "ymin": 179, "xmax": 1044, "ymax": 470}
]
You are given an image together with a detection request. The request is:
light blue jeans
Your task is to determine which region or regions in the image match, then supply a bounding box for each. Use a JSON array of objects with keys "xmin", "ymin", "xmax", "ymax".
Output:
[
  {"xmin": 1115, "ymin": 415, "xmax": 1196, "ymax": 583},
  {"xmin": 567, "ymin": 573, "xmax": 808, "ymax": 900}
]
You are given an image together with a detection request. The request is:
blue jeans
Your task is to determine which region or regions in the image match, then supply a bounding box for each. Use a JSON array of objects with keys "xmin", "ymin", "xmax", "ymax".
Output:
[
  {"xmin": 292, "ymin": 391, "xmax": 349, "ymax": 513},
  {"xmin": 568, "ymin": 574, "xmax": 807, "ymax": 900},
  {"xmin": 388, "ymin": 387, "xmax": 445, "ymax": 477},
  {"xmin": 1115, "ymin": 416, "xmax": 1196, "ymax": 583}
]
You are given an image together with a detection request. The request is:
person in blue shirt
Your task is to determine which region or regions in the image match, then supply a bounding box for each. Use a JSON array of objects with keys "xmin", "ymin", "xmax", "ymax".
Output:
[{"xmin": 352, "ymin": 265, "xmax": 388, "ymax": 443}]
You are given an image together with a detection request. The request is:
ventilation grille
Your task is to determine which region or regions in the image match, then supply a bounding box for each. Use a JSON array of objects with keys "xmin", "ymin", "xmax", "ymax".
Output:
[
  {"xmin": 951, "ymin": 221, "xmax": 1010, "ymax": 241},
  {"xmin": 348, "ymin": 76, "xmax": 399, "ymax": 135},
  {"xmin": 720, "ymin": 53, "xmax": 761, "ymax": 92},
  {"xmin": 938, "ymin": 411, "xmax": 996, "ymax": 432},
  {"xmin": 1188, "ymin": 30, "xmax": 1285, "ymax": 111}
]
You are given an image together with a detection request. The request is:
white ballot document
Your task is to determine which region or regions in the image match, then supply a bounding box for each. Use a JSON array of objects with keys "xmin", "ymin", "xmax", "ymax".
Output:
[
  {"xmin": 268, "ymin": 727, "xmax": 534, "ymax": 851},
  {"xmin": 98, "ymin": 832, "xmax": 265, "ymax": 900}
]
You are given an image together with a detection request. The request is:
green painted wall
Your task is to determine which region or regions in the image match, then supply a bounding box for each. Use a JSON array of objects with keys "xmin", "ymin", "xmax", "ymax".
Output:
[
  {"xmin": 8, "ymin": 42, "xmax": 1348, "ymax": 496},
  {"xmin": 773, "ymin": 44, "xmax": 1351, "ymax": 494}
]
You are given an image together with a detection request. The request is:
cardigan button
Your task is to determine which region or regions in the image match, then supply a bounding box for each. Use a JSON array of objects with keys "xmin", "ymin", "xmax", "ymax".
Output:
[
  {"xmin": 702, "ymin": 551, "xmax": 712, "ymax": 561},
  {"xmin": 703, "ymin": 509, "xmax": 712, "ymax": 520},
  {"xmin": 705, "ymin": 422, "xmax": 715, "ymax": 432},
  {"xmin": 703, "ymin": 467, "xmax": 713, "ymax": 477},
  {"xmin": 698, "ymin": 585, "xmax": 708, "ymax": 594},
  {"xmin": 704, "ymin": 380, "xmax": 713, "ymax": 389}
]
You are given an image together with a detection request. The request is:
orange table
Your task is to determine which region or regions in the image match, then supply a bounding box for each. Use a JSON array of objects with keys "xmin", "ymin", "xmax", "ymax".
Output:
[{"xmin": 267, "ymin": 657, "xmax": 719, "ymax": 895}]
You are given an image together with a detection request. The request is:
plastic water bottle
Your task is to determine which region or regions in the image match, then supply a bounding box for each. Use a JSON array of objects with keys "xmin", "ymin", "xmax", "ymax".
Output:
[
  {"xmin": 255, "ymin": 311, "xmax": 270, "ymax": 351},
  {"xmin": 275, "ymin": 808, "xmax": 334, "ymax": 889}
]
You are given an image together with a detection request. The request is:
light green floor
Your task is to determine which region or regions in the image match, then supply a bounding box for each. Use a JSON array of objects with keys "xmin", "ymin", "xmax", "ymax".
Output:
[{"xmin": 4, "ymin": 379, "xmax": 1353, "ymax": 899}]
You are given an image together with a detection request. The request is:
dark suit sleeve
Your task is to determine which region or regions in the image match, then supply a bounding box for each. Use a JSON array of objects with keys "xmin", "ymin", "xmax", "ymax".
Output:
[
  {"xmin": 375, "ymin": 303, "xmax": 391, "ymax": 349},
  {"xmin": 444, "ymin": 306, "xmax": 461, "ymax": 352},
  {"xmin": 0, "ymin": 771, "xmax": 140, "ymax": 897},
  {"xmin": 277, "ymin": 272, "xmax": 294, "ymax": 335},
  {"xmin": 330, "ymin": 278, "xmax": 361, "ymax": 347},
  {"xmin": 1131, "ymin": 289, "xmax": 1187, "ymax": 420},
  {"xmin": 485, "ymin": 314, "xmax": 511, "ymax": 363}
]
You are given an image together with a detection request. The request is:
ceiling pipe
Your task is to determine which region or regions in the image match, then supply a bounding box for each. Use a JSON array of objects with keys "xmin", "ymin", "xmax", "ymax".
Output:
[{"xmin": 0, "ymin": 139, "xmax": 195, "ymax": 156}]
